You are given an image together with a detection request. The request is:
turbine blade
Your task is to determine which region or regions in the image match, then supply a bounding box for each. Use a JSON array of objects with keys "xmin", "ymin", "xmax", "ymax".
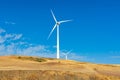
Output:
[
  {"xmin": 59, "ymin": 20, "xmax": 72, "ymax": 23},
  {"xmin": 51, "ymin": 10, "xmax": 57, "ymax": 23},
  {"xmin": 47, "ymin": 24, "xmax": 57, "ymax": 39},
  {"xmin": 62, "ymin": 53, "xmax": 66, "ymax": 55},
  {"xmin": 66, "ymin": 50, "xmax": 73, "ymax": 54}
]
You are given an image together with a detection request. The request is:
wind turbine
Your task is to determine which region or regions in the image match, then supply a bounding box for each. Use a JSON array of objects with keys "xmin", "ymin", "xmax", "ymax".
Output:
[
  {"xmin": 48, "ymin": 10, "xmax": 72, "ymax": 59},
  {"xmin": 62, "ymin": 50, "xmax": 72, "ymax": 60}
]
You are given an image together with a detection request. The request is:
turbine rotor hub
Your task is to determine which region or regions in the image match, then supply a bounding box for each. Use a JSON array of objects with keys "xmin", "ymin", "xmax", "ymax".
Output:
[{"xmin": 57, "ymin": 22, "xmax": 60, "ymax": 25}]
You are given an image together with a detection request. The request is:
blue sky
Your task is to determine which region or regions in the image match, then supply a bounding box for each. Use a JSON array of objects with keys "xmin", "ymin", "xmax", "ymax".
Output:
[{"xmin": 0, "ymin": 0, "xmax": 120, "ymax": 64}]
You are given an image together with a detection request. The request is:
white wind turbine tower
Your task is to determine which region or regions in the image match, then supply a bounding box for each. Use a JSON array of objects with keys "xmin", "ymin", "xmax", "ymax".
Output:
[
  {"xmin": 62, "ymin": 50, "xmax": 72, "ymax": 60},
  {"xmin": 48, "ymin": 10, "xmax": 72, "ymax": 59}
]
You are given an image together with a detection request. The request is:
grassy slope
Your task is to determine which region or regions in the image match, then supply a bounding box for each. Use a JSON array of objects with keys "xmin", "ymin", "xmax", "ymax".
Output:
[{"xmin": 0, "ymin": 56, "xmax": 120, "ymax": 80}]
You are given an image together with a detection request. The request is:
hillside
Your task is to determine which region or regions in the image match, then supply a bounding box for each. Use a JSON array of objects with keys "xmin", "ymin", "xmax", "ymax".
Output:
[{"xmin": 0, "ymin": 56, "xmax": 120, "ymax": 80}]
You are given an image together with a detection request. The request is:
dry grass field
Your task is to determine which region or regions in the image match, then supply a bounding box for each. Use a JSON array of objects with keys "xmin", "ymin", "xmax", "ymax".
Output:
[{"xmin": 0, "ymin": 56, "xmax": 120, "ymax": 80}]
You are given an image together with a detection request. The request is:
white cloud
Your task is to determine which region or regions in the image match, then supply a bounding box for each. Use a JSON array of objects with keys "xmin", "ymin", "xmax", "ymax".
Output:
[
  {"xmin": 0, "ymin": 28, "xmax": 6, "ymax": 33},
  {"xmin": 110, "ymin": 56, "xmax": 120, "ymax": 59},
  {"xmin": 13, "ymin": 34, "xmax": 22, "ymax": 40},
  {"xmin": 0, "ymin": 33, "xmax": 23, "ymax": 44},
  {"xmin": 0, "ymin": 28, "xmax": 52, "ymax": 57},
  {"xmin": 20, "ymin": 45, "xmax": 47, "ymax": 55},
  {"xmin": 4, "ymin": 34, "xmax": 13, "ymax": 38},
  {"xmin": 5, "ymin": 21, "xmax": 16, "ymax": 25},
  {"xmin": 0, "ymin": 28, "xmax": 84, "ymax": 61},
  {"xmin": 53, "ymin": 45, "xmax": 57, "ymax": 48},
  {"xmin": 0, "ymin": 28, "xmax": 6, "ymax": 43},
  {"xmin": 0, "ymin": 28, "xmax": 23, "ymax": 55},
  {"xmin": 0, "ymin": 36, "xmax": 6, "ymax": 43},
  {"xmin": 69, "ymin": 53, "xmax": 86, "ymax": 60}
]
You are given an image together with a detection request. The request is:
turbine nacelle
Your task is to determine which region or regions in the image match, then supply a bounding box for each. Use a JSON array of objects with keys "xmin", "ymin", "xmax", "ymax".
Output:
[{"xmin": 57, "ymin": 22, "xmax": 60, "ymax": 26}]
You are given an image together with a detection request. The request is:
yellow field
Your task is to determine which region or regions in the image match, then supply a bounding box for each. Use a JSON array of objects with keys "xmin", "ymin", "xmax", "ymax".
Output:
[{"xmin": 0, "ymin": 56, "xmax": 120, "ymax": 80}]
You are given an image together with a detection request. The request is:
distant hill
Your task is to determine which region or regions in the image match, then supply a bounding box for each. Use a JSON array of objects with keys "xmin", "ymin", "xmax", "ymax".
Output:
[{"xmin": 0, "ymin": 56, "xmax": 120, "ymax": 80}]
